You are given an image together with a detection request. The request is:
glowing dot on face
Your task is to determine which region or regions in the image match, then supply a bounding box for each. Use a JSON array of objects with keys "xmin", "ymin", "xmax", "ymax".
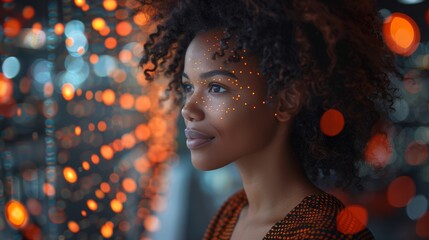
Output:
[
  {"xmin": 247, "ymin": 86, "xmax": 250, "ymax": 89},
  {"xmin": 239, "ymin": 71, "xmax": 243, "ymax": 74},
  {"xmin": 252, "ymin": 92, "xmax": 255, "ymax": 95},
  {"xmin": 253, "ymin": 106, "xmax": 256, "ymax": 109},
  {"xmin": 245, "ymin": 103, "xmax": 248, "ymax": 105},
  {"xmin": 232, "ymin": 108, "xmax": 235, "ymax": 111}
]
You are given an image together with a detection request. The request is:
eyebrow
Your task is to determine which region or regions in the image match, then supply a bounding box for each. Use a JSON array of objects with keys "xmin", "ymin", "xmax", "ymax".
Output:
[{"xmin": 182, "ymin": 70, "xmax": 238, "ymax": 80}]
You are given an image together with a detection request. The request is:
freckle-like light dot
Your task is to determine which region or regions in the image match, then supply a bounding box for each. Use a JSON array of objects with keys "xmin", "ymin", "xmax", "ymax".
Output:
[
  {"xmin": 102, "ymin": 89, "xmax": 115, "ymax": 106},
  {"xmin": 101, "ymin": 222, "xmax": 114, "ymax": 238},
  {"xmin": 61, "ymin": 83, "xmax": 75, "ymax": 101},
  {"xmin": 103, "ymin": 0, "xmax": 117, "ymax": 11},
  {"xmin": 100, "ymin": 145, "xmax": 114, "ymax": 160},
  {"xmin": 364, "ymin": 133, "xmax": 393, "ymax": 168},
  {"xmin": 54, "ymin": 23, "xmax": 64, "ymax": 35},
  {"xmin": 63, "ymin": 167, "xmax": 78, "ymax": 183},
  {"xmin": 68, "ymin": 221, "xmax": 80, "ymax": 233},
  {"xmin": 22, "ymin": 6, "xmax": 35, "ymax": 19},
  {"xmin": 3, "ymin": 18, "xmax": 21, "ymax": 38},
  {"xmin": 387, "ymin": 176, "xmax": 416, "ymax": 207},
  {"xmin": 0, "ymin": 74, "xmax": 14, "ymax": 104},
  {"xmin": 5, "ymin": 200, "xmax": 29, "ymax": 229},
  {"xmin": 382, "ymin": 12, "xmax": 420, "ymax": 56},
  {"xmin": 92, "ymin": 18, "xmax": 106, "ymax": 31},
  {"xmin": 320, "ymin": 109, "xmax": 345, "ymax": 137},
  {"xmin": 86, "ymin": 199, "xmax": 98, "ymax": 211},
  {"xmin": 122, "ymin": 178, "xmax": 137, "ymax": 193},
  {"xmin": 336, "ymin": 205, "xmax": 368, "ymax": 235},
  {"xmin": 110, "ymin": 199, "xmax": 123, "ymax": 213}
]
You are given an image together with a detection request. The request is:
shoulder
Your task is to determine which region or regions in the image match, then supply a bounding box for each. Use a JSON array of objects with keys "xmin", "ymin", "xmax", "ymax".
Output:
[
  {"xmin": 284, "ymin": 192, "xmax": 375, "ymax": 240},
  {"xmin": 203, "ymin": 189, "xmax": 246, "ymax": 239}
]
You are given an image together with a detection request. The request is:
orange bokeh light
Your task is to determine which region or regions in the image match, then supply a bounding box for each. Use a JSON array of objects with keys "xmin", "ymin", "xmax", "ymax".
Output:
[
  {"xmin": 86, "ymin": 199, "xmax": 98, "ymax": 211},
  {"xmin": 119, "ymin": 93, "xmax": 135, "ymax": 109},
  {"xmin": 135, "ymin": 96, "xmax": 151, "ymax": 113},
  {"xmin": 116, "ymin": 21, "xmax": 132, "ymax": 37},
  {"xmin": 387, "ymin": 176, "xmax": 415, "ymax": 208},
  {"xmin": 63, "ymin": 167, "xmax": 78, "ymax": 183},
  {"xmin": 100, "ymin": 182, "xmax": 111, "ymax": 193},
  {"xmin": 89, "ymin": 54, "xmax": 99, "ymax": 64},
  {"xmin": 144, "ymin": 215, "xmax": 160, "ymax": 232},
  {"xmin": 103, "ymin": 0, "xmax": 117, "ymax": 11},
  {"xmin": 22, "ymin": 6, "xmax": 35, "ymax": 19},
  {"xmin": 0, "ymin": 74, "xmax": 14, "ymax": 104},
  {"xmin": 320, "ymin": 108, "xmax": 345, "ymax": 137},
  {"xmin": 364, "ymin": 133, "xmax": 393, "ymax": 168},
  {"xmin": 5, "ymin": 200, "xmax": 29, "ymax": 229},
  {"xmin": 100, "ymin": 145, "xmax": 114, "ymax": 160},
  {"xmin": 61, "ymin": 83, "xmax": 75, "ymax": 101},
  {"xmin": 43, "ymin": 183, "xmax": 56, "ymax": 196},
  {"xmin": 336, "ymin": 205, "xmax": 368, "ymax": 235},
  {"xmin": 110, "ymin": 199, "xmax": 123, "ymax": 213},
  {"xmin": 4, "ymin": 18, "xmax": 21, "ymax": 38},
  {"xmin": 122, "ymin": 178, "xmax": 137, "ymax": 193},
  {"xmin": 91, "ymin": 154, "xmax": 100, "ymax": 164},
  {"xmin": 54, "ymin": 23, "xmax": 64, "ymax": 35},
  {"xmin": 105, "ymin": 37, "xmax": 117, "ymax": 49},
  {"xmin": 98, "ymin": 121, "xmax": 107, "ymax": 132},
  {"xmin": 135, "ymin": 124, "xmax": 151, "ymax": 141},
  {"xmin": 74, "ymin": 0, "xmax": 86, "ymax": 7},
  {"xmin": 405, "ymin": 141, "xmax": 428, "ymax": 166},
  {"xmin": 82, "ymin": 161, "xmax": 90, "ymax": 170},
  {"xmin": 133, "ymin": 12, "xmax": 150, "ymax": 26},
  {"xmin": 382, "ymin": 12, "xmax": 420, "ymax": 56},
  {"xmin": 121, "ymin": 133, "xmax": 136, "ymax": 149},
  {"xmin": 102, "ymin": 89, "xmax": 116, "ymax": 106},
  {"xmin": 32, "ymin": 22, "xmax": 42, "ymax": 31},
  {"xmin": 68, "ymin": 221, "xmax": 80, "ymax": 233},
  {"xmin": 101, "ymin": 222, "xmax": 114, "ymax": 238},
  {"xmin": 75, "ymin": 126, "xmax": 82, "ymax": 136},
  {"xmin": 92, "ymin": 18, "xmax": 106, "ymax": 31}
]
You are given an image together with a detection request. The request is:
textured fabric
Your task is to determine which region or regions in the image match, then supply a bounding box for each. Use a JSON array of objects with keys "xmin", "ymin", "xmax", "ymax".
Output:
[{"xmin": 203, "ymin": 189, "xmax": 375, "ymax": 240}]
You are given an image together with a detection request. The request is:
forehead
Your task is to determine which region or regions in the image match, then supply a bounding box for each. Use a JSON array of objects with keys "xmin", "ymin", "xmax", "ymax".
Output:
[{"xmin": 184, "ymin": 29, "xmax": 260, "ymax": 73}]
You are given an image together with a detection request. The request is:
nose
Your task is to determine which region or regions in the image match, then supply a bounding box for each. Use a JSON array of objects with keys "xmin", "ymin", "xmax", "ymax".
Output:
[{"xmin": 181, "ymin": 94, "xmax": 205, "ymax": 122}]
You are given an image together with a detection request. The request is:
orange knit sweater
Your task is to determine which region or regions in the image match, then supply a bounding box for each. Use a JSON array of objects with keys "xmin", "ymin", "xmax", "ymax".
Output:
[{"xmin": 203, "ymin": 189, "xmax": 374, "ymax": 240}]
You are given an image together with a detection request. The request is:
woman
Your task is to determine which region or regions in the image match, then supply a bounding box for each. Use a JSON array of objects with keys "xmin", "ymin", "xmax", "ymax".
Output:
[{"xmin": 139, "ymin": 0, "xmax": 400, "ymax": 239}]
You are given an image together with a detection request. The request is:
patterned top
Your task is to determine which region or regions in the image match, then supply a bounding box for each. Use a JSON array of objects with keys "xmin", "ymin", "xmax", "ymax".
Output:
[{"xmin": 203, "ymin": 189, "xmax": 375, "ymax": 240}]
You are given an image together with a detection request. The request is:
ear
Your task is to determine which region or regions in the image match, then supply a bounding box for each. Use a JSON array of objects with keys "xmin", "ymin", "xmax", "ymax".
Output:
[{"xmin": 275, "ymin": 83, "xmax": 303, "ymax": 122}]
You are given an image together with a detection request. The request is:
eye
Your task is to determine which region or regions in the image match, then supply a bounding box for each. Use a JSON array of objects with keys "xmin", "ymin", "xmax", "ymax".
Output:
[
  {"xmin": 181, "ymin": 82, "xmax": 193, "ymax": 94},
  {"xmin": 208, "ymin": 83, "xmax": 227, "ymax": 93}
]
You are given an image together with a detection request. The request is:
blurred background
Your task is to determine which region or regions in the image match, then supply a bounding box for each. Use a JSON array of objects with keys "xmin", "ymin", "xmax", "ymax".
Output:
[{"xmin": 0, "ymin": 0, "xmax": 428, "ymax": 239}]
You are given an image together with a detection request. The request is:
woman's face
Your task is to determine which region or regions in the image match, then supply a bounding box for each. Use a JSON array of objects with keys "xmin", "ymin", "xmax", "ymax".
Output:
[{"xmin": 181, "ymin": 29, "xmax": 280, "ymax": 170}]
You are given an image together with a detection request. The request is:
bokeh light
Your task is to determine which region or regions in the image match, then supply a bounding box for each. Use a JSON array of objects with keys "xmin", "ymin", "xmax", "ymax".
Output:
[
  {"xmin": 320, "ymin": 109, "xmax": 345, "ymax": 137},
  {"xmin": 63, "ymin": 167, "xmax": 78, "ymax": 183},
  {"xmin": 382, "ymin": 12, "xmax": 420, "ymax": 56},
  {"xmin": 5, "ymin": 200, "xmax": 29, "ymax": 229},
  {"xmin": 387, "ymin": 176, "xmax": 416, "ymax": 208}
]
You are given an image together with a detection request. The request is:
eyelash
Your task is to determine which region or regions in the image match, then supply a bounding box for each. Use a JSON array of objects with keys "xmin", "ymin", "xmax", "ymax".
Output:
[{"xmin": 181, "ymin": 82, "xmax": 228, "ymax": 94}]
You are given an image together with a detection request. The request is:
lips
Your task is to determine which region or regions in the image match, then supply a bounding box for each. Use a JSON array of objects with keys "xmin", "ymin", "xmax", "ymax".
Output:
[{"xmin": 184, "ymin": 128, "xmax": 215, "ymax": 149}]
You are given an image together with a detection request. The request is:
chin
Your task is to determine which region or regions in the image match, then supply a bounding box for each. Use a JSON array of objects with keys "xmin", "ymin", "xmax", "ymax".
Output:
[{"xmin": 191, "ymin": 157, "xmax": 228, "ymax": 171}]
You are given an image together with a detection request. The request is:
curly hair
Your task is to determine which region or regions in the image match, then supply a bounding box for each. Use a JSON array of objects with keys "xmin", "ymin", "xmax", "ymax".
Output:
[{"xmin": 138, "ymin": 0, "xmax": 401, "ymax": 189}]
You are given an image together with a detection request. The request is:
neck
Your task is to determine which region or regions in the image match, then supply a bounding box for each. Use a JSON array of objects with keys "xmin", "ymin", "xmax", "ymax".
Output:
[{"xmin": 234, "ymin": 125, "xmax": 321, "ymax": 224}]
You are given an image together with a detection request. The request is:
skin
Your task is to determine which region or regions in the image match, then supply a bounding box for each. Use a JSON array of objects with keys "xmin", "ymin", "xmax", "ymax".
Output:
[{"xmin": 181, "ymin": 29, "xmax": 321, "ymax": 239}]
